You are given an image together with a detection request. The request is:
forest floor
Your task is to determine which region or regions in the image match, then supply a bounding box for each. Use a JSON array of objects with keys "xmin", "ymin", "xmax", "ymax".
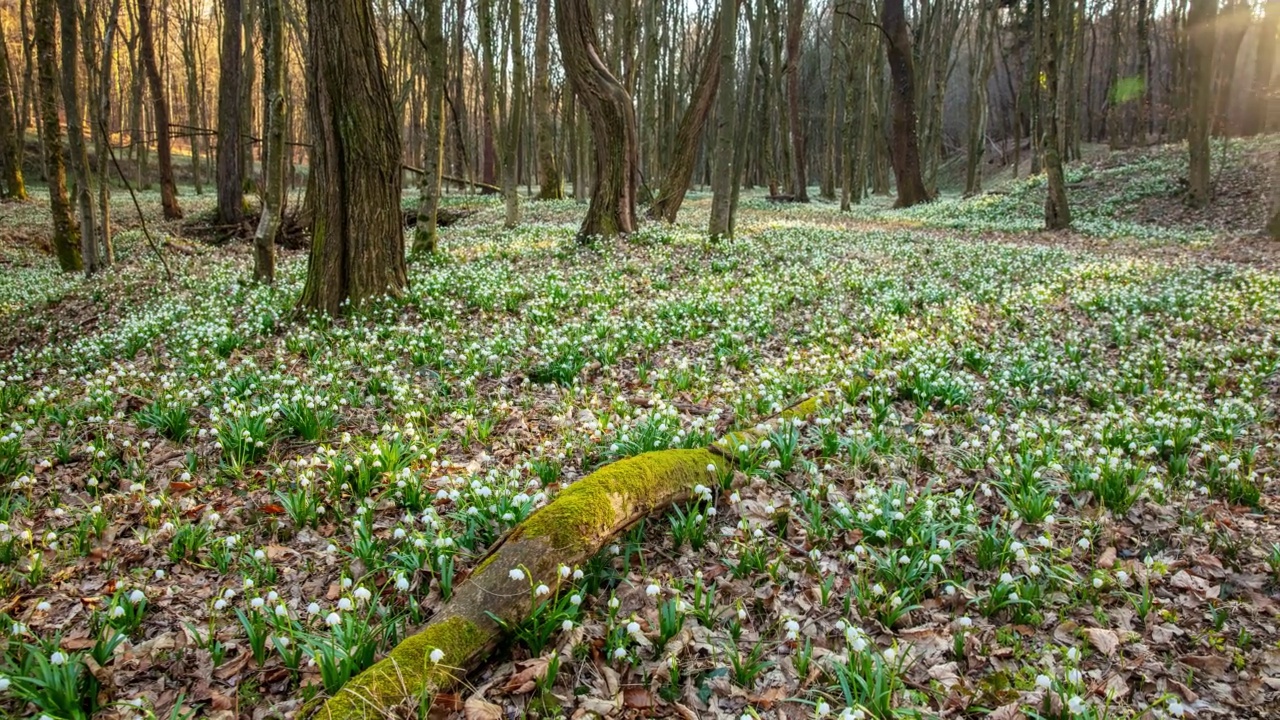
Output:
[{"xmin": 0, "ymin": 136, "xmax": 1279, "ymax": 720}]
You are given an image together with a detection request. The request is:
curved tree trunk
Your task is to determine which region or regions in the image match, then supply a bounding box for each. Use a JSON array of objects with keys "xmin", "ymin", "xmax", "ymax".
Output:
[
  {"xmin": 1187, "ymin": 0, "xmax": 1216, "ymax": 209},
  {"xmin": 881, "ymin": 0, "xmax": 929, "ymax": 207},
  {"xmin": 33, "ymin": 0, "xmax": 81, "ymax": 272},
  {"xmin": 314, "ymin": 395, "xmax": 826, "ymax": 720},
  {"xmin": 253, "ymin": 0, "xmax": 285, "ymax": 284},
  {"xmin": 138, "ymin": 0, "xmax": 182, "ymax": 219},
  {"xmin": 0, "ymin": 11, "xmax": 27, "ymax": 200},
  {"xmin": 217, "ymin": 0, "xmax": 244, "ymax": 227},
  {"xmin": 557, "ymin": 0, "xmax": 640, "ymax": 241},
  {"xmin": 648, "ymin": 12, "xmax": 723, "ymax": 224},
  {"xmin": 533, "ymin": 0, "xmax": 562, "ymax": 200},
  {"xmin": 298, "ymin": 0, "xmax": 407, "ymax": 315},
  {"xmin": 413, "ymin": 0, "xmax": 447, "ymax": 254},
  {"xmin": 785, "ymin": 0, "xmax": 808, "ymax": 202},
  {"xmin": 56, "ymin": 0, "xmax": 99, "ymax": 274},
  {"xmin": 708, "ymin": 0, "xmax": 738, "ymax": 239}
]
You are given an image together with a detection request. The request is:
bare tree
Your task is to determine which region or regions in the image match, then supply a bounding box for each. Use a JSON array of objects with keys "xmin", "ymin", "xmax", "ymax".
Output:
[
  {"xmin": 56, "ymin": 0, "xmax": 101, "ymax": 272},
  {"xmin": 557, "ymin": 0, "xmax": 640, "ymax": 240},
  {"xmin": 33, "ymin": 0, "xmax": 81, "ymax": 271},
  {"xmin": 217, "ymin": 0, "xmax": 244, "ymax": 227},
  {"xmin": 253, "ymin": 0, "xmax": 285, "ymax": 283},
  {"xmin": 503, "ymin": 0, "xmax": 525, "ymax": 228},
  {"xmin": 533, "ymin": 0, "xmax": 562, "ymax": 199},
  {"xmin": 137, "ymin": 0, "xmax": 182, "ymax": 219},
  {"xmin": 648, "ymin": 7, "xmax": 725, "ymax": 223},
  {"xmin": 1042, "ymin": 0, "xmax": 1072, "ymax": 229},
  {"xmin": 413, "ymin": 0, "xmax": 448, "ymax": 254},
  {"xmin": 881, "ymin": 0, "xmax": 929, "ymax": 207},
  {"xmin": 785, "ymin": 0, "xmax": 807, "ymax": 201},
  {"xmin": 1245, "ymin": 0, "xmax": 1277, "ymax": 136},
  {"xmin": 708, "ymin": 0, "xmax": 739, "ymax": 239},
  {"xmin": 964, "ymin": 0, "xmax": 995, "ymax": 196},
  {"xmin": 298, "ymin": 0, "xmax": 407, "ymax": 313},
  {"xmin": 1187, "ymin": 0, "xmax": 1215, "ymax": 208},
  {"xmin": 0, "ymin": 11, "xmax": 27, "ymax": 200}
]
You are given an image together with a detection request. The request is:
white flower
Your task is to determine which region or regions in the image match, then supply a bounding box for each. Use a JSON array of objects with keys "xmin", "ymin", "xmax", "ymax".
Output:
[
  {"xmin": 0, "ymin": 676, "xmax": 9, "ymax": 691},
  {"xmin": 509, "ymin": 568, "xmax": 526, "ymax": 581},
  {"xmin": 1168, "ymin": 699, "xmax": 1185, "ymax": 718},
  {"xmin": 325, "ymin": 612, "xmax": 341, "ymax": 627},
  {"xmin": 49, "ymin": 651, "xmax": 67, "ymax": 666},
  {"xmin": 815, "ymin": 700, "xmax": 831, "ymax": 716},
  {"xmin": 396, "ymin": 576, "xmax": 411, "ymax": 592},
  {"xmin": 275, "ymin": 605, "xmax": 289, "ymax": 617},
  {"xmin": 128, "ymin": 589, "xmax": 146, "ymax": 604},
  {"xmin": 354, "ymin": 586, "xmax": 372, "ymax": 601},
  {"xmin": 626, "ymin": 621, "xmax": 641, "ymax": 635},
  {"xmin": 613, "ymin": 647, "xmax": 627, "ymax": 659},
  {"xmin": 214, "ymin": 599, "xmax": 227, "ymax": 611},
  {"xmin": 429, "ymin": 648, "xmax": 445, "ymax": 664},
  {"xmin": 562, "ymin": 620, "xmax": 574, "ymax": 631},
  {"xmin": 1067, "ymin": 696, "xmax": 1085, "ymax": 715},
  {"xmin": 250, "ymin": 597, "xmax": 265, "ymax": 609},
  {"xmin": 534, "ymin": 584, "xmax": 550, "ymax": 596},
  {"xmin": 570, "ymin": 594, "xmax": 582, "ymax": 605},
  {"xmin": 958, "ymin": 616, "xmax": 973, "ymax": 628},
  {"xmin": 307, "ymin": 602, "xmax": 321, "ymax": 615},
  {"xmin": 36, "ymin": 601, "xmax": 51, "ymax": 612},
  {"xmin": 1036, "ymin": 674, "xmax": 1053, "ymax": 690},
  {"xmin": 646, "ymin": 584, "xmax": 661, "ymax": 597},
  {"xmin": 337, "ymin": 597, "xmax": 353, "ymax": 611},
  {"xmin": 882, "ymin": 647, "xmax": 897, "ymax": 663}
]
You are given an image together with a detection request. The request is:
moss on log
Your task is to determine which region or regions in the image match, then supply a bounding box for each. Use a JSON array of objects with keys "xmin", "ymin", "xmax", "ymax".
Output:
[{"xmin": 314, "ymin": 395, "xmax": 824, "ymax": 719}]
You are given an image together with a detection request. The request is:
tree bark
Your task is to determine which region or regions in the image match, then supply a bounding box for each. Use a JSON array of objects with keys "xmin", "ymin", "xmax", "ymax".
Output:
[
  {"xmin": 0, "ymin": 11, "xmax": 27, "ymax": 200},
  {"xmin": 298, "ymin": 0, "xmax": 407, "ymax": 315},
  {"xmin": 413, "ymin": 0, "xmax": 448, "ymax": 255},
  {"xmin": 33, "ymin": 0, "xmax": 81, "ymax": 271},
  {"xmin": 1210, "ymin": 0, "xmax": 1248, "ymax": 136},
  {"xmin": 95, "ymin": 0, "xmax": 122, "ymax": 266},
  {"xmin": 964, "ymin": 0, "xmax": 995, "ymax": 196},
  {"xmin": 881, "ymin": 0, "xmax": 929, "ymax": 207},
  {"xmin": 533, "ymin": 0, "xmax": 562, "ymax": 199},
  {"xmin": 708, "ymin": 0, "xmax": 739, "ymax": 239},
  {"xmin": 785, "ymin": 0, "xmax": 808, "ymax": 201},
  {"xmin": 820, "ymin": 1, "xmax": 842, "ymax": 201},
  {"xmin": 1269, "ymin": 155, "xmax": 1280, "ymax": 241},
  {"xmin": 253, "ymin": 0, "xmax": 285, "ymax": 284},
  {"xmin": 479, "ymin": 0, "xmax": 499, "ymax": 186},
  {"xmin": 1042, "ymin": 0, "xmax": 1072, "ymax": 230},
  {"xmin": 648, "ymin": 9, "xmax": 724, "ymax": 224},
  {"xmin": 137, "ymin": 0, "xmax": 182, "ymax": 219},
  {"xmin": 556, "ymin": 0, "xmax": 640, "ymax": 240},
  {"xmin": 179, "ymin": 0, "xmax": 203, "ymax": 194},
  {"xmin": 217, "ymin": 0, "xmax": 244, "ymax": 226},
  {"xmin": 1245, "ymin": 0, "xmax": 1278, "ymax": 136},
  {"xmin": 56, "ymin": 0, "xmax": 100, "ymax": 273},
  {"xmin": 1187, "ymin": 0, "xmax": 1215, "ymax": 209},
  {"xmin": 502, "ymin": 0, "xmax": 525, "ymax": 228}
]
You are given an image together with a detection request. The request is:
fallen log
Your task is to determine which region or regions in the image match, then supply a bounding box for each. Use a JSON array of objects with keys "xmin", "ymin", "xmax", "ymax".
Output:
[{"xmin": 312, "ymin": 394, "xmax": 827, "ymax": 719}]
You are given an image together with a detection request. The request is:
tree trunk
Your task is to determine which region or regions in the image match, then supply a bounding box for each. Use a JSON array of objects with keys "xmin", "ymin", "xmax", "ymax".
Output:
[
  {"xmin": 1269, "ymin": 155, "xmax": 1280, "ymax": 240},
  {"xmin": 253, "ymin": 0, "xmax": 285, "ymax": 284},
  {"xmin": 1187, "ymin": 0, "xmax": 1215, "ymax": 209},
  {"xmin": 881, "ymin": 0, "xmax": 929, "ymax": 207},
  {"xmin": 217, "ymin": 0, "xmax": 244, "ymax": 226},
  {"xmin": 33, "ymin": 0, "xmax": 81, "ymax": 271},
  {"xmin": 533, "ymin": 0, "xmax": 562, "ymax": 199},
  {"xmin": 0, "ymin": 11, "xmax": 27, "ymax": 200},
  {"xmin": 503, "ymin": 0, "xmax": 525, "ymax": 228},
  {"xmin": 95, "ymin": 0, "xmax": 122, "ymax": 266},
  {"xmin": 1042, "ymin": 0, "xmax": 1072, "ymax": 230},
  {"xmin": 180, "ymin": 0, "xmax": 203, "ymax": 194},
  {"xmin": 298, "ymin": 0, "xmax": 407, "ymax": 315},
  {"xmin": 56, "ymin": 0, "xmax": 100, "ymax": 274},
  {"xmin": 413, "ymin": 0, "xmax": 447, "ymax": 254},
  {"xmin": 648, "ymin": 9, "xmax": 724, "ymax": 224},
  {"xmin": 1210, "ymin": 0, "xmax": 1248, "ymax": 136},
  {"xmin": 730, "ymin": 0, "xmax": 763, "ymax": 233},
  {"xmin": 480, "ymin": 0, "xmax": 499, "ymax": 186},
  {"xmin": 1245, "ymin": 0, "xmax": 1278, "ymax": 136},
  {"xmin": 137, "ymin": 0, "xmax": 181, "ymax": 219},
  {"xmin": 708, "ymin": 0, "xmax": 738, "ymax": 239},
  {"xmin": 1134, "ymin": 0, "xmax": 1151, "ymax": 144},
  {"xmin": 785, "ymin": 0, "xmax": 808, "ymax": 201},
  {"xmin": 557, "ymin": 0, "xmax": 640, "ymax": 240},
  {"xmin": 820, "ymin": 1, "xmax": 842, "ymax": 201},
  {"xmin": 964, "ymin": 0, "xmax": 995, "ymax": 196}
]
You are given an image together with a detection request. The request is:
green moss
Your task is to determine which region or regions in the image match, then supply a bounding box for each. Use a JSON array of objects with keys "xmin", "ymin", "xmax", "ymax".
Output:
[
  {"xmin": 317, "ymin": 616, "xmax": 487, "ymax": 720},
  {"xmin": 522, "ymin": 449, "xmax": 725, "ymax": 552},
  {"xmin": 780, "ymin": 393, "xmax": 825, "ymax": 420}
]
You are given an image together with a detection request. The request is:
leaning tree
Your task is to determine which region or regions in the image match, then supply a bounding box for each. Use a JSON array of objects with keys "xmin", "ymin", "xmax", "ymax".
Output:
[
  {"xmin": 557, "ymin": 0, "xmax": 641, "ymax": 240},
  {"xmin": 881, "ymin": 0, "xmax": 929, "ymax": 207},
  {"xmin": 298, "ymin": 0, "xmax": 408, "ymax": 314}
]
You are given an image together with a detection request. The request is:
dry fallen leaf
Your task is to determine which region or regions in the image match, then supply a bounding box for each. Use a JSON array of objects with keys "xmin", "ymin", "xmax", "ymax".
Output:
[
  {"xmin": 463, "ymin": 696, "xmax": 504, "ymax": 720},
  {"xmin": 1085, "ymin": 627, "xmax": 1120, "ymax": 657},
  {"xmin": 501, "ymin": 656, "xmax": 551, "ymax": 695}
]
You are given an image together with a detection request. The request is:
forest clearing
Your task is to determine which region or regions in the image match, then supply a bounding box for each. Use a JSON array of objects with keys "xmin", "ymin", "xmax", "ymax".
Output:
[{"xmin": 2, "ymin": 0, "xmax": 1280, "ymax": 719}]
